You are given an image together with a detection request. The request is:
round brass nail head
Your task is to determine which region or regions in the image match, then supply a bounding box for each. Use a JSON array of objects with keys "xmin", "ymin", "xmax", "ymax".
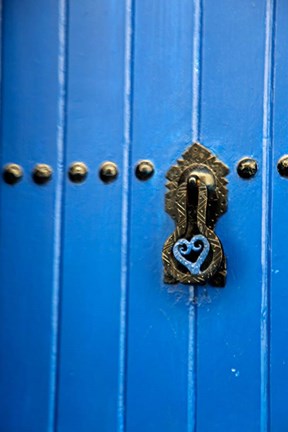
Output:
[
  {"xmin": 3, "ymin": 163, "xmax": 23, "ymax": 185},
  {"xmin": 277, "ymin": 155, "xmax": 288, "ymax": 178},
  {"xmin": 237, "ymin": 158, "xmax": 258, "ymax": 179},
  {"xmin": 33, "ymin": 164, "xmax": 53, "ymax": 185},
  {"xmin": 68, "ymin": 162, "xmax": 88, "ymax": 183},
  {"xmin": 99, "ymin": 161, "xmax": 118, "ymax": 183},
  {"xmin": 135, "ymin": 160, "xmax": 154, "ymax": 180}
]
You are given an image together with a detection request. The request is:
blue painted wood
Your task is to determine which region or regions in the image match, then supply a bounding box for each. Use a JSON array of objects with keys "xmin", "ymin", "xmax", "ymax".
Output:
[
  {"xmin": 125, "ymin": 2, "xmax": 195, "ymax": 431},
  {"xmin": 0, "ymin": 0, "xmax": 62, "ymax": 430},
  {"xmin": 56, "ymin": 1, "xmax": 126, "ymax": 431},
  {"xmin": 196, "ymin": 1, "xmax": 268, "ymax": 431},
  {"xmin": 270, "ymin": 0, "xmax": 288, "ymax": 430},
  {"xmin": 0, "ymin": 1, "xmax": 286, "ymax": 431}
]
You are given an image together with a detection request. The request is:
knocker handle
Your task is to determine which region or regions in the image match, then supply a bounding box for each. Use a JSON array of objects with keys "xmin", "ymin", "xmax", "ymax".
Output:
[{"xmin": 162, "ymin": 143, "xmax": 229, "ymax": 287}]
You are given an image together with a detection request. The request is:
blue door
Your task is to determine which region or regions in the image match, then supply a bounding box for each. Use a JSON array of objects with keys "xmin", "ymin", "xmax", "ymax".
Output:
[{"xmin": 0, "ymin": 0, "xmax": 287, "ymax": 431}]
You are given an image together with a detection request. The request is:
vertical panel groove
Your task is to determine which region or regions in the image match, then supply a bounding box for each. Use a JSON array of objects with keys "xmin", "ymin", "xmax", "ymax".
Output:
[
  {"xmin": 0, "ymin": 0, "xmax": 3, "ymax": 188},
  {"xmin": 261, "ymin": 0, "xmax": 276, "ymax": 430},
  {"xmin": 0, "ymin": 0, "xmax": 4, "ymax": 245},
  {"xmin": 49, "ymin": 0, "xmax": 69, "ymax": 430},
  {"xmin": 188, "ymin": 0, "xmax": 202, "ymax": 431},
  {"xmin": 187, "ymin": 293, "xmax": 197, "ymax": 432},
  {"xmin": 118, "ymin": 0, "xmax": 134, "ymax": 430},
  {"xmin": 191, "ymin": 0, "xmax": 202, "ymax": 140}
]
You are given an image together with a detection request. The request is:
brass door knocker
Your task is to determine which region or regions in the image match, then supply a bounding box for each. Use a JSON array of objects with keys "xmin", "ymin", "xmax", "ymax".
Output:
[{"xmin": 162, "ymin": 143, "xmax": 229, "ymax": 287}]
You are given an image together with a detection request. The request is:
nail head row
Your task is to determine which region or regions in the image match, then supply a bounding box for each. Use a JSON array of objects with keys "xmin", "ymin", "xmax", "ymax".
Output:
[
  {"xmin": 3, "ymin": 157, "xmax": 288, "ymax": 185},
  {"xmin": 237, "ymin": 156, "xmax": 288, "ymax": 179},
  {"xmin": 2, "ymin": 161, "xmax": 155, "ymax": 185},
  {"xmin": 3, "ymin": 163, "xmax": 54, "ymax": 185}
]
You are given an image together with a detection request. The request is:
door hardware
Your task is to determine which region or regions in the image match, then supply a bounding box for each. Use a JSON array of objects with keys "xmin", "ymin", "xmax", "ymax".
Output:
[
  {"xmin": 3, "ymin": 163, "xmax": 23, "ymax": 185},
  {"xmin": 99, "ymin": 161, "xmax": 118, "ymax": 183},
  {"xmin": 162, "ymin": 142, "xmax": 229, "ymax": 287},
  {"xmin": 277, "ymin": 155, "xmax": 288, "ymax": 178},
  {"xmin": 135, "ymin": 160, "xmax": 154, "ymax": 180},
  {"xmin": 68, "ymin": 162, "xmax": 88, "ymax": 183},
  {"xmin": 33, "ymin": 164, "xmax": 53, "ymax": 185},
  {"xmin": 237, "ymin": 157, "xmax": 258, "ymax": 179}
]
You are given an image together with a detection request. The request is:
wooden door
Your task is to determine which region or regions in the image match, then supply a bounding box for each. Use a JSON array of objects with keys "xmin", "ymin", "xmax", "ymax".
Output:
[{"xmin": 0, "ymin": 1, "xmax": 287, "ymax": 431}]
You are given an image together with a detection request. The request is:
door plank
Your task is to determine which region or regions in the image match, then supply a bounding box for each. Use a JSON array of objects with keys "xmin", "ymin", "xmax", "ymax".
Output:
[
  {"xmin": 0, "ymin": 0, "xmax": 63, "ymax": 430},
  {"xmin": 56, "ymin": 1, "xmax": 126, "ymax": 431},
  {"xmin": 197, "ymin": 0, "xmax": 267, "ymax": 430},
  {"xmin": 126, "ymin": 1, "xmax": 195, "ymax": 430},
  {"xmin": 270, "ymin": 0, "xmax": 288, "ymax": 430}
]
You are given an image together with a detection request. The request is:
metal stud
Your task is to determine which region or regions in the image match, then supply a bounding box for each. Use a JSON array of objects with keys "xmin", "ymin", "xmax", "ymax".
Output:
[
  {"xmin": 68, "ymin": 162, "xmax": 88, "ymax": 183},
  {"xmin": 237, "ymin": 158, "xmax": 258, "ymax": 179},
  {"xmin": 99, "ymin": 161, "xmax": 118, "ymax": 183},
  {"xmin": 135, "ymin": 160, "xmax": 154, "ymax": 180},
  {"xmin": 277, "ymin": 155, "xmax": 288, "ymax": 178},
  {"xmin": 3, "ymin": 163, "xmax": 23, "ymax": 185},
  {"xmin": 33, "ymin": 164, "xmax": 53, "ymax": 185}
]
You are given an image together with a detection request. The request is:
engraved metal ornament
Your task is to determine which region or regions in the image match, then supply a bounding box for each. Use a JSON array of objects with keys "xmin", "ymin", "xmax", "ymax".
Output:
[{"xmin": 162, "ymin": 142, "xmax": 229, "ymax": 287}]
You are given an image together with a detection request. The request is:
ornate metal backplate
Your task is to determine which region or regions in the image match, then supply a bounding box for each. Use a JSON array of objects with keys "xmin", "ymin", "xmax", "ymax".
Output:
[{"xmin": 162, "ymin": 142, "xmax": 229, "ymax": 287}]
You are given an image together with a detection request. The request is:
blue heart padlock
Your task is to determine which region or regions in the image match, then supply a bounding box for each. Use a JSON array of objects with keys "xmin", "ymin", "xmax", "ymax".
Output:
[{"xmin": 173, "ymin": 235, "xmax": 210, "ymax": 275}]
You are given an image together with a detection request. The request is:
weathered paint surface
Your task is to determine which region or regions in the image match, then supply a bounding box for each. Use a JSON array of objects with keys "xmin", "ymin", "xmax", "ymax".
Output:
[{"xmin": 0, "ymin": 0, "xmax": 286, "ymax": 431}]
